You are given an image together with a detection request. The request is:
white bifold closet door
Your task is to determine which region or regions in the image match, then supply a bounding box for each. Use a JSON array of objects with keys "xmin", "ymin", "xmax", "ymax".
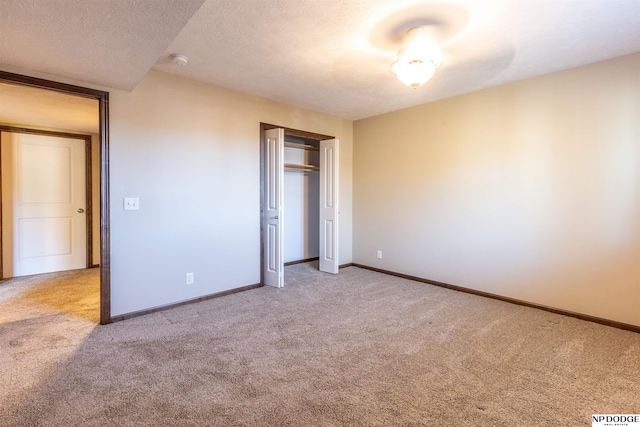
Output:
[
  {"xmin": 263, "ymin": 128, "xmax": 284, "ymax": 287},
  {"xmin": 319, "ymin": 138, "xmax": 339, "ymax": 274},
  {"xmin": 263, "ymin": 129, "xmax": 339, "ymax": 287}
]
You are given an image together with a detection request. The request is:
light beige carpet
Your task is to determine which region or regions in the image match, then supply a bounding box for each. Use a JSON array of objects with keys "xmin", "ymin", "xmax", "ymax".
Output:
[
  {"xmin": 0, "ymin": 268, "xmax": 100, "ymax": 323},
  {"xmin": 1, "ymin": 263, "xmax": 638, "ymax": 426}
]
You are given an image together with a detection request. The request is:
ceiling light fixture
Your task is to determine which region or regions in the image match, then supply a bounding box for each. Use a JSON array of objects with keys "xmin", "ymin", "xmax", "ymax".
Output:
[
  {"xmin": 170, "ymin": 53, "xmax": 188, "ymax": 66},
  {"xmin": 391, "ymin": 27, "xmax": 441, "ymax": 89}
]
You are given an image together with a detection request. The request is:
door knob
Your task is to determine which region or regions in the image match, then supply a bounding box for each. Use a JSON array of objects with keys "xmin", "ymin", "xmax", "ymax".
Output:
[
  {"xmin": 77, "ymin": 208, "xmax": 85, "ymax": 213},
  {"xmin": 270, "ymin": 215, "xmax": 279, "ymax": 220}
]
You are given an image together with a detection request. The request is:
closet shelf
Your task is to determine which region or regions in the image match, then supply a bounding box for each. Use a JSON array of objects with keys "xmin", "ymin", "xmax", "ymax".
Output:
[
  {"xmin": 285, "ymin": 163, "xmax": 320, "ymax": 172},
  {"xmin": 284, "ymin": 142, "xmax": 320, "ymax": 151}
]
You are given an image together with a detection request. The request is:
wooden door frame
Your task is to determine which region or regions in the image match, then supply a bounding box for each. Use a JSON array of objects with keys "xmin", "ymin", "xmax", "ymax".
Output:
[
  {"xmin": 0, "ymin": 126, "xmax": 95, "ymax": 275},
  {"xmin": 0, "ymin": 71, "xmax": 111, "ymax": 325},
  {"xmin": 259, "ymin": 123, "xmax": 333, "ymax": 285}
]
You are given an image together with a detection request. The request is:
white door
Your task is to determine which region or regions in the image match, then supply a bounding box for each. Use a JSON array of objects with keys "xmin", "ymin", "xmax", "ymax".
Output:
[
  {"xmin": 1, "ymin": 132, "xmax": 87, "ymax": 277},
  {"xmin": 319, "ymin": 138, "xmax": 339, "ymax": 274},
  {"xmin": 263, "ymin": 128, "xmax": 284, "ymax": 287}
]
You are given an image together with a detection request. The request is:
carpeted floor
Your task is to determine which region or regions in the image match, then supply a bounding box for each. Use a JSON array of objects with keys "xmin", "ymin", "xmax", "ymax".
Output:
[
  {"xmin": 0, "ymin": 263, "xmax": 638, "ymax": 426},
  {"xmin": 0, "ymin": 268, "xmax": 100, "ymax": 324}
]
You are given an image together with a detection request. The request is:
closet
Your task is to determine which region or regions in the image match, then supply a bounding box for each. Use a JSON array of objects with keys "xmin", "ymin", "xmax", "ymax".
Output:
[
  {"xmin": 283, "ymin": 136, "xmax": 320, "ymax": 264},
  {"xmin": 261, "ymin": 124, "xmax": 339, "ymax": 288}
]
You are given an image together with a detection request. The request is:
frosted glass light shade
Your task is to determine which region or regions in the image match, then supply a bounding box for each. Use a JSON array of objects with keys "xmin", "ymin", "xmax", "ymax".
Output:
[
  {"xmin": 391, "ymin": 58, "xmax": 436, "ymax": 88},
  {"xmin": 392, "ymin": 27, "xmax": 441, "ymax": 88}
]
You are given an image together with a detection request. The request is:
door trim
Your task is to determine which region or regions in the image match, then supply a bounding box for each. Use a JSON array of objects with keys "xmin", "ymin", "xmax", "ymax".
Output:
[
  {"xmin": 259, "ymin": 123, "xmax": 334, "ymax": 285},
  {"xmin": 0, "ymin": 70, "xmax": 111, "ymax": 325},
  {"xmin": 0, "ymin": 125, "xmax": 94, "ymax": 274}
]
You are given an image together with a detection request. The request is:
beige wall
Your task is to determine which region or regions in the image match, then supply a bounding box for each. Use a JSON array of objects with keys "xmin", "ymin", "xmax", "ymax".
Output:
[
  {"xmin": 353, "ymin": 54, "xmax": 640, "ymax": 326},
  {"xmin": 109, "ymin": 70, "xmax": 352, "ymax": 316}
]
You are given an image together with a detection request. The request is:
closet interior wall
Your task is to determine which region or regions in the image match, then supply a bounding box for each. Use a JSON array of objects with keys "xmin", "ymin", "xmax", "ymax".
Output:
[{"xmin": 283, "ymin": 135, "xmax": 320, "ymax": 263}]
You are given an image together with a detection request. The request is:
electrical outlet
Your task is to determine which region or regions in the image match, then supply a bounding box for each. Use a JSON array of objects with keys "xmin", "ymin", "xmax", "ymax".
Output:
[
  {"xmin": 377, "ymin": 250, "xmax": 382, "ymax": 259},
  {"xmin": 186, "ymin": 272, "xmax": 194, "ymax": 285}
]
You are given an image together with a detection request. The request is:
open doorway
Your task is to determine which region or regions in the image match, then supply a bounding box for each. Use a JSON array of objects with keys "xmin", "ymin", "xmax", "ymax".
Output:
[
  {"xmin": 0, "ymin": 127, "xmax": 95, "ymax": 277},
  {"xmin": 0, "ymin": 71, "xmax": 110, "ymax": 324}
]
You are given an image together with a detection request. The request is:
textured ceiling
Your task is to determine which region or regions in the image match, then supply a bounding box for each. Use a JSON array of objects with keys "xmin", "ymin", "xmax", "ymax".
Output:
[
  {"xmin": 0, "ymin": 0, "xmax": 205, "ymax": 90},
  {"xmin": 1, "ymin": 0, "xmax": 639, "ymax": 121},
  {"xmin": 153, "ymin": 0, "xmax": 640, "ymax": 119}
]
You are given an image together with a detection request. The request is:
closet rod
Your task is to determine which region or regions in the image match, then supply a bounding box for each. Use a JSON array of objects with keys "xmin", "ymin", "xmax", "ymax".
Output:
[
  {"xmin": 284, "ymin": 167, "xmax": 319, "ymax": 172},
  {"xmin": 284, "ymin": 163, "xmax": 320, "ymax": 172},
  {"xmin": 284, "ymin": 142, "xmax": 320, "ymax": 151}
]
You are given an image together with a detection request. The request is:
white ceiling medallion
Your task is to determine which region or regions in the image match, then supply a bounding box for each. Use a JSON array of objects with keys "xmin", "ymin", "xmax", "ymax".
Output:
[
  {"xmin": 391, "ymin": 26, "xmax": 441, "ymax": 89},
  {"xmin": 170, "ymin": 53, "xmax": 188, "ymax": 66}
]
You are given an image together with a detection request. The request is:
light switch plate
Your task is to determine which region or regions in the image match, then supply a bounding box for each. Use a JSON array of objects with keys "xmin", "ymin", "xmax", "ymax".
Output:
[{"xmin": 124, "ymin": 197, "xmax": 140, "ymax": 210}]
